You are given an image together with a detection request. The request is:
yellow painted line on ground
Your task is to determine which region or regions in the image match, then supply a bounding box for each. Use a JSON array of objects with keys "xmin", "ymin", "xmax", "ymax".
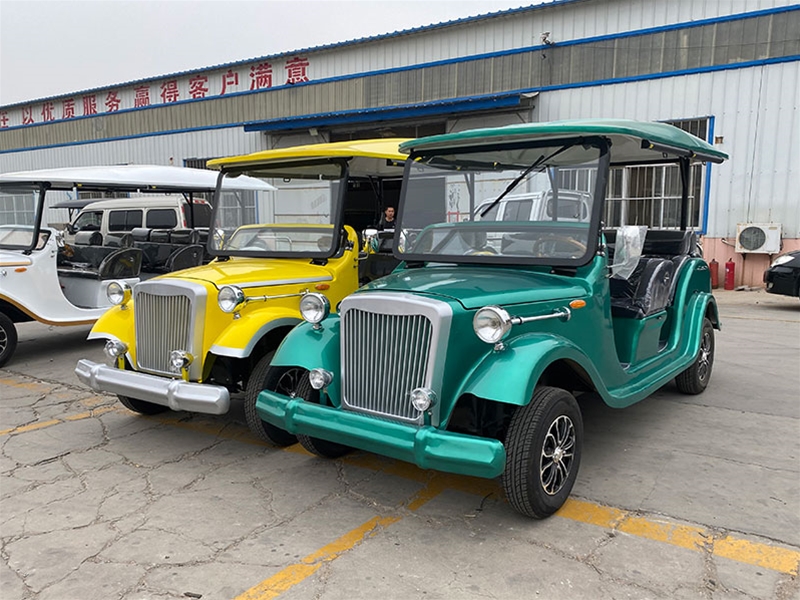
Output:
[
  {"xmin": 0, "ymin": 406, "xmax": 117, "ymax": 436},
  {"xmin": 235, "ymin": 514, "xmax": 404, "ymax": 600},
  {"xmin": 0, "ymin": 377, "xmax": 53, "ymax": 392},
  {"xmin": 5, "ymin": 396, "xmax": 797, "ymax": 579}
]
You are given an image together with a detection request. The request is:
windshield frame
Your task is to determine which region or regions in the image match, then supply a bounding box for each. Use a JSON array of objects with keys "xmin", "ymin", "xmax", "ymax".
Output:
[
  {"xmin": 209, "ymin": 158, "xmax": 350, "ymax": 260},
  {"xmin": 0, "ymin": 182, "xmax": 48, "ymax": 254},
  {"xmin": 395, "ymin": 136, "xmax": 611, "ymax": 268}
]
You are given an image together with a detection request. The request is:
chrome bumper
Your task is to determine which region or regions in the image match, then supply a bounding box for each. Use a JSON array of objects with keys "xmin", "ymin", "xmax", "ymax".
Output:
[{"xmin": 75, "ymin": 359, "xmax": 230, "ymax": 415}]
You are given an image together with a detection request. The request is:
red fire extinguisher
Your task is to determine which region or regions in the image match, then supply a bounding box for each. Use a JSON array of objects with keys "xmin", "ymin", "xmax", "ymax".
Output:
[
  {"xmin": 724, "ymin": 258, "xmax": 735, "ymax": 290},
  {"xmin": 709, "ymin": 259, "xmax": 719, "ymax": 289}
]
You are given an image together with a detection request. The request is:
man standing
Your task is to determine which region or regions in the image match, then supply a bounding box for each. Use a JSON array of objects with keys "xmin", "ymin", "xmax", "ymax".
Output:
[{"xmin": 378, "ymin": 206, "xmax": 396, "ymax": 230}]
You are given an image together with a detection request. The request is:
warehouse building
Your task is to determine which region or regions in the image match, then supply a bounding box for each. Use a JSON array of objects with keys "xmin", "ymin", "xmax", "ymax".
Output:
[{"xmin": 1, "ymin": 0, "xmax": 798, "ymax": 287}]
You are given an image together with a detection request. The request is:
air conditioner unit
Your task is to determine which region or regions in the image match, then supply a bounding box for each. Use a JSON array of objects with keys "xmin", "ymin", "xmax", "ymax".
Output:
[{"xmin": 735, "ymin": 223, "xmax": 782, "ymax": 254}]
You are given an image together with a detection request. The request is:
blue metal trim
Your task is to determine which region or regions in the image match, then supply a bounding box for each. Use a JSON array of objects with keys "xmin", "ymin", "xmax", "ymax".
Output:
[
  {"xmin": 1, "ymin": 54, "xmax": 797, "ymax": 155},
  {"xmin": 2, "ymin": 3, "xmax": 797, "ymax": 111},
  {"xmin": 702, "ymin": 115, "xmax": 716, "ymax": 235},
  {"xmin": 242, "ymin": 94, "xmax": 524, "ymax": 132}
]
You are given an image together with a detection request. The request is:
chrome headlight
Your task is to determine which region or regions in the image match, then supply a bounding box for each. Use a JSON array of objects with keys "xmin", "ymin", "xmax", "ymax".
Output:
[
  {"xmin": 169, "ymin": 350, "xmax": 194, "ymax": 373},
  {"xmin": 104, "ymin": 339, "xmax": 128, "ymax": 359},
  {"xmin": 308, "ymin": 368, "xmax": 333, "ymax": 390},
  {"xmin": 299, "ymin": 293, "xmax": 330, "ymax": 324},
  {"xmin": 473, "ymin": 306, "xmax": 512, "ymax": 344},
  {"xmin": 106, "ymin": 281, "xmax": 132, "ymax": 306},
  {"xmin": 410, "ymin": 387, "xmax": 437, "ymax": 412},
  {"xmin": 218, "ymin": 285, "xmax": 245, "ymax": 313}
]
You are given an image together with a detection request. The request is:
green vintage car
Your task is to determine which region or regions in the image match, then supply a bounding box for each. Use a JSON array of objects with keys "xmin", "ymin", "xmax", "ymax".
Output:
[{"xmin": 255, "ymin": 119, "xmax": 728, "ymax": 518}]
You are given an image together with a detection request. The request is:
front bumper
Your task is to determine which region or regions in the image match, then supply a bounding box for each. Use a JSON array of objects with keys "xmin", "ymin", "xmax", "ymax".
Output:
[
  {"xmin": 75, "ymin": 359, "xmax": 230, "ymax": 415},
  {"xmin": 257, "ymin": 389, "xmax": 506, "ymax": 479}
]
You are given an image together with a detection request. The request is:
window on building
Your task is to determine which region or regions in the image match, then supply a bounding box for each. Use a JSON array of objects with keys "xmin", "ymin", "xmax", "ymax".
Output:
[{"xmin": 604, "ymin": 118, "xmax": 708, "ymax": 230}]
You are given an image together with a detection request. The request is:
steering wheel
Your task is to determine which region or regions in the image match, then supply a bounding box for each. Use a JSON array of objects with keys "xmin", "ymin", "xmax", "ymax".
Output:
[
  {"xmin": 463, "ymin": 246, "xmax": 499, "ymax": 256},
  {"xmin": 532, "ymin": 235, "xmax": 587, "ymax": 257}
]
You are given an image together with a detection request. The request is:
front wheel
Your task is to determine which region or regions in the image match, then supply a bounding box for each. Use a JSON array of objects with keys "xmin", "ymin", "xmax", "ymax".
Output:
[
  {"xmin": 503, "ymin": 386, "xmax": 583, "ymax": 519},
  {"xmin": 117, "ymin": 394, "xmax": 168, "ymax": 415},
  {"xmin": 244, "ymin": 352, "xmax": 298, "ymax": 447},
  {"xmin": 294, "ymin": 377, "xmax": 351, "ymax": 459},
  {"xmin": 0, "ymin": 312, "xmax": 18, "ymax": 368},
  {"xmin": 675, "ymin": 318, "xmax": 715, "ymax": 395}
]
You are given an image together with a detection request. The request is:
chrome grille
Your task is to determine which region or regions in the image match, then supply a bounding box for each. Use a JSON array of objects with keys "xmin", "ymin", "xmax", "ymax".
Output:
[
  {"xmin": 134, "ymin": 287, "xmax": 193, "ymax": 375},
  {"xmin": 342, "ymin": 309, "xmax": 432, "ymax": 422},
  {"xmin": 339, "ymin": 293, "xmax": 452, "ymax": 425}
]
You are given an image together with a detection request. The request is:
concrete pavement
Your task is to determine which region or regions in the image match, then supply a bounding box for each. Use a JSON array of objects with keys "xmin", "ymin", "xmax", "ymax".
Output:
[{"xmin": 1, "ymin": 288, "xmax": 798, "ymax": 600}]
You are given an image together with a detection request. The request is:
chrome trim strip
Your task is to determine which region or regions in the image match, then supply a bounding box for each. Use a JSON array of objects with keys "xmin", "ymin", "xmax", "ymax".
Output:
[
  {"xmin": 238, "ymin": 276, "xmax": 332, "ymax": 289},
  {"xmin": 75, "ymin": 359, "xmax": 230, "ymax": 415}
]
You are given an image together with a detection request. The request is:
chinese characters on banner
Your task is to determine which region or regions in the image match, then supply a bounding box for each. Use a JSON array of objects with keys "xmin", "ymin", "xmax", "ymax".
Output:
[{"xmin": 1, "ymin": 57, "xmax": 311, "ymax": 129}]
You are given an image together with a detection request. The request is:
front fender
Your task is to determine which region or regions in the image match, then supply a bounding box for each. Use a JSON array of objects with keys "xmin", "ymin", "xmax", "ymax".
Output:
[
  {"xmin": 459, "ymin": 334, "xmax": 598, "ymax": 407},
  {"xmin": 210, "ymin": 307, "xmax": 302, "ymax": 358},
  {"xmin": 270, "ymin": 315, "xmax": 342, "ymax": 406},
  {"xmin": 88, "ymin": 304, "xmax": 134, "ymax": 342}
]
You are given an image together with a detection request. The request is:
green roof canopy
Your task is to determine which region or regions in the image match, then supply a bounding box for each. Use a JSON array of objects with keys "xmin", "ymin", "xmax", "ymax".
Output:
[{"xmin": 400, "ymin": 119, "xmax": 728, "ymax": 165}]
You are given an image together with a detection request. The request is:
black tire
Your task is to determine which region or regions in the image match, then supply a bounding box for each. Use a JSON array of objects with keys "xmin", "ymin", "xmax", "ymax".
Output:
[
  {"xmin": 0, "ymin": 312, "xmax": 18, "ymax": 368},
  {"xmin": 675, "ymin": 318, "xmax": 715, "ymax": 395},
  {"xmin": 117, "ymin": 394, "xmax": 169, "ymax": 415},
  {"xmin": 503, "ymin": 386, "xmax": 583, "ymax": 519},
  {"xmin": 295, "ymin": 377, "xmax": 352, "ymax": 459},
  {"xmin": 244, "ymin": 352, "xmax": 297, "ymax": 447}
]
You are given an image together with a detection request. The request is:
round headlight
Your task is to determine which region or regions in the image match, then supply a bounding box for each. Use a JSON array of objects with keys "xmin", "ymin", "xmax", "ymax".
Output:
[
  {"xmin": 308, "ymin": 368, "xmax": 333, "ymax": 390},
  {"xmin": 169, "ymin": 350, "xmax": 194, "ymax": 373},
  {"xmin": 106, "ymin": 281, "xmax": 132, "ymax": 306},
  {"xmin": 473, "ymin": 306, "xmax": 512, "ymax": 344},
  {"xmin": 104, "ymin": 339, "xmax": 128, "ymax": 359},
  {"xmin": 299, "ymin": 293, "xmax": 330, "ymax": 324},
  {"xmin": 410, "ymin": 387, "xmax": 437, "ymax": 412},
  {"xmin": 218, "ymin": 285, "xmax": 245, "ymax": 313}
]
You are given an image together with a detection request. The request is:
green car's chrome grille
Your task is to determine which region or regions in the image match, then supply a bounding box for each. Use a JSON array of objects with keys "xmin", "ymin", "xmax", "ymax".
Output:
[{"xmin": 342, "ymin": 309, "xmax": 432, "ymax": 422}]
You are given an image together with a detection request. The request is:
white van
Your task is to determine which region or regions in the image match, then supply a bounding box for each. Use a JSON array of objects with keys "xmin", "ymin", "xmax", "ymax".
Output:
[
  {"xmin": 65, "ymin": 195, "xmax": 212, "ymax": 244},
  {"xmin": 474, "ymin": 190, "xmax": 591, "ymax": 223}
]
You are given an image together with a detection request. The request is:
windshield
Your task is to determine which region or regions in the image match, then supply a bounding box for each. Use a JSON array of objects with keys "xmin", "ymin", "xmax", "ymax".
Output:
[
  {"xmin": 210, "ymin": 160, "xmax": 345, "ymax": 258},
  {"xmin": 397, "ymin": 140, "xmax": 606, "ymax": 266},
  {"xmin": 0, "ymin": 185, "xmax": 45, "ymax": 251}
]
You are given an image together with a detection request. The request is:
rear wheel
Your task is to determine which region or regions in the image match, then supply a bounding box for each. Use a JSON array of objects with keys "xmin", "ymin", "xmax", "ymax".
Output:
[
  {"xmin": 503, "ymin": 386, "xmax": 583, "ymax": 519},
  {"xmin": 0, "ymin": 312, "xmax": 18, "ymax": 368},
  {"xmin": 244, "ymin": 352, "xmax": 297, "ymax": 447},
  {"xmin": 295, "ymin": 377, "xmax": 352, "ymax": 459},
  {"xmin": 675, "ymin": 318, "xmax": 715, "ymax": 395}
]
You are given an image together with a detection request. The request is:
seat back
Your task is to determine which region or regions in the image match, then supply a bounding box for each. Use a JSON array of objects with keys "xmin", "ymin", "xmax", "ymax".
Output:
[
  {"xmin": 97, "ymin": 248, "xmax": 143, "ymax": 279},
  {"xmin": 610, "ymin": 257, "xmax": 675, "ymax": 318},
  {"xmin": 74, "ymin": 230, "xmax": 103, "ymax": 246},
  {"xmin": 165, "ymin": 245, "xmax": 204, "ymax": 272}
]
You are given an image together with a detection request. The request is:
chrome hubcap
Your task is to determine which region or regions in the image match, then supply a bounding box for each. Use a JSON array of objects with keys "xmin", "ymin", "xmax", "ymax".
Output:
[
  {"xmin": 697, "ymin": 331, "xmax": 712, "ymax": 382},
  {"xmin": 540, "ymin": 415, "xmax": 575, "ymax": 496}
]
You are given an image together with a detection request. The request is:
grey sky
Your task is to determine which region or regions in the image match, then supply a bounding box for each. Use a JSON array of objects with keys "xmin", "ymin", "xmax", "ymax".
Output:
[{"xmin": 0, "ymin": 0, "xmax": 537, "ymax": 106}]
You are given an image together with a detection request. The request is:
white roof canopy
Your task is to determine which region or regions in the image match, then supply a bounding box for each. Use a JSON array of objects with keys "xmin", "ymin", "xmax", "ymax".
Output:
[{"xmin": 0, "ymin": 164, "xmax": 275, "ymax": 192}]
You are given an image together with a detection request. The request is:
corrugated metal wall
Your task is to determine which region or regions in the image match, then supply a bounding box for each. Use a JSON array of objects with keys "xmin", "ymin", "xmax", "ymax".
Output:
[
  {"xmin": 536, "ymin": 60, "xmax": 800, "ymax": 238},
  {"xmin": 1, "ymin": 0, "xmax": 797, "ymax": 244}
]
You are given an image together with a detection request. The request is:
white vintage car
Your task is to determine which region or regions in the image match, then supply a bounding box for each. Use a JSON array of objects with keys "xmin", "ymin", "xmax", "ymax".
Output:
[{"xmin": 0, "ymin": 165, "xmax": 273, "ymax": 367}]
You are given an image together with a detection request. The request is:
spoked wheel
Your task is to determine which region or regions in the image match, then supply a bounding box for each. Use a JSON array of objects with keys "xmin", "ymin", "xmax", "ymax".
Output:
[
  {"xmin": 295, "ymin": 377, "xmax": 352, "ymax": 459},
  {"xmin": 503, "ymin": 386, "xmax": 583, "ymax": 519},
  {"xmin": 245, "ymin": 352, "xmax": 299, "ymax": 447},
  {"xmin": 675, "ymin": 318, "xmax": 715, "ymax": 395},
  {"xmin": 0, "ymin": 312, "xmax": 18, "ymax": 368}
]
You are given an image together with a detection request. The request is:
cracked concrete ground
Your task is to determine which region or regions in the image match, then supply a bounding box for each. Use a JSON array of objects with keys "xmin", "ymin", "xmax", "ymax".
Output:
[{"xmin": 1, "ymin": 289, "xmax": 798, "ymax": 600}]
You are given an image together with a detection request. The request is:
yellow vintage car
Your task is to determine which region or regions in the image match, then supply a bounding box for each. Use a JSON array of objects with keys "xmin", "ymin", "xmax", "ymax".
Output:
[{"xmin": 75, "ymin": 138, "xmax": 407, "ymax": 445}]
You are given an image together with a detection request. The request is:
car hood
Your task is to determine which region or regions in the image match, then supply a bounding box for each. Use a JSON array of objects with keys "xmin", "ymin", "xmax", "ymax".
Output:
[
  {"xmin": 362, "ymin": 265, "xmax": 588, "ymax": 309},
  {"xmin": 162, "ymin": 257, "xmax": 334, "ymax": 289}
]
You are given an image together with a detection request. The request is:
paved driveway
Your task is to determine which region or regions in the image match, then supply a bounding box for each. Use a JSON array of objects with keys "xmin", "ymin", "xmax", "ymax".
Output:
[{"xmin": 1, "ymin": 289, "xmax": 798, "ymax": 600}]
